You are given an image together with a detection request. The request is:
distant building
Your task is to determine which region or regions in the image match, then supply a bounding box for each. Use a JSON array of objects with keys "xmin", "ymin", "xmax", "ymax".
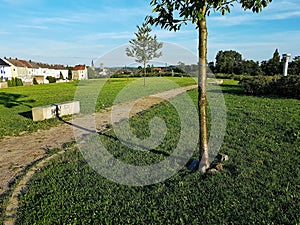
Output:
[
  {"xmin": 91, "ymin": 60, "xmax": 95, "ymax": 71},
  {"xmin": 100, "ymin": 63, "xmax": 104, "ymax": 72},
  {"xmin": 1, "ymin": 57, "xmax": 69, "ymax": 84},
  {"xmin": 0, "ymin": 58, "xmax": 12, "ymax": 81},
  {"xmin": 4, "ymin": 58, "xmax": 29, "ymax": 82},
  {"xmin": 72, "ymin": 65, "xmax": 88, "ymax": 80}
]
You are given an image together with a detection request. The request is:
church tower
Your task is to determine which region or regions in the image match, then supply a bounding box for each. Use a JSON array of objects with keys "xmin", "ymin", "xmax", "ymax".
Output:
[{"xmin": 91, "ymin": 60, "xmax": 95, "ymax": 71}]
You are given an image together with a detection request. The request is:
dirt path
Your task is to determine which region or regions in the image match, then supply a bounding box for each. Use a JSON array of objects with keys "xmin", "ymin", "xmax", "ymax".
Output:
[{"xmin": 0, "ymin": 85, "xmax": 197, "ymax": 196}]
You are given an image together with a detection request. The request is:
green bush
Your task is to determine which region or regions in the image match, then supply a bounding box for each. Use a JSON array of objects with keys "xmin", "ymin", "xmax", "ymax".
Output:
[
  {"xmin": 33, "ymin": 77, "xmax": 38, "ymax": 85},
  {"xmin": 111, "ymin": 72, "xmax": 190, "ymax": 78},
  {"xmin": 239, "ymin": 75, "xmax": 300, "ymax": 98},
  {"xmin": 7, "ymin": 77, "xmax": 23, "ymax": 87},
  {"xmin": 46, "ymin": 76, "xmax": 57, "ymax": 83},
  {"xmin": 214, "ymin": 73, "xmax": 234, "ymax": 79},
  {"xmin": 233, "ymin": 74, "xmax": 253, "ymax": 81},
  {"xmin": 59, "ymin": 72, "xmax": 64, "ymax": 80},
  {"xmin": 274, "ymin": 75, "xmax": 300, "ymax": 98}
]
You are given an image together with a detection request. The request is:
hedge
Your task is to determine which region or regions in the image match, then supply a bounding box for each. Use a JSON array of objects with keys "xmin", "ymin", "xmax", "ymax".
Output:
[
  {"xmin": 7, "ymin": 77, "xmax": 23, "ymax": 87},
  {"xmin": 239, "ymin": 75, "xmax": 300, "ymax": 98}
]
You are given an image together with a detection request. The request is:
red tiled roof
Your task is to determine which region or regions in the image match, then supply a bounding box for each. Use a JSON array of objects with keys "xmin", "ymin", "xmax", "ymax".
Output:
[{"xmin": 73, "ymin": 65, "xmax": 86, "ymax": 70}]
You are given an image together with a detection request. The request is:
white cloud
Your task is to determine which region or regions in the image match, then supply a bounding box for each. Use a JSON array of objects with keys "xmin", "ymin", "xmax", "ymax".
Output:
[
  {"xmin": 0, "ymin": 31, "xmax": 11, "ymax": 35},
  {"xmin": 17, "ymin": 25, "xmax": 49, "ymax": 30}
]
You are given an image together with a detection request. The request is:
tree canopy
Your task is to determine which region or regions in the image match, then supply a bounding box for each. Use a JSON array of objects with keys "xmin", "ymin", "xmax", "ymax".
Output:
[
  {"xmin": 289, "ymin": 56, "xmax": 300, "ymax": 76},
  {"xmin": 126, "ymin": 23, "xmax": 163, "ymax": 85},
  {"xmin": 261, "ymin": 49, "xmax": 282, "ymax": 76},
  {"xmin": 215, "ymin": 50, "xmax": 242, "ymax": 74},
  {"xmin": 146, "ymin": 0, "xmax": 273, "ymax": 31}
]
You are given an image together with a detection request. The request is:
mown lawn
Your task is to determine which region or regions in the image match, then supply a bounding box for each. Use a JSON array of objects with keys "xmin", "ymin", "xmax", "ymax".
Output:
[
  {"xmin": 0, "ymin": 77, "xmax": 196, "ymax": 138},
  {"xmin": 14, "ymin": 83, "xmax": 300, "ymax": 224}
]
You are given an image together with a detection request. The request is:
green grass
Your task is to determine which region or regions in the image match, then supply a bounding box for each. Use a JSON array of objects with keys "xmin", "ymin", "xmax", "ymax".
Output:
[
  {"xmin": 0, "ymin": 77, "xmax": 196, "ymax": 138},
  {"xmin": 14, "ymin": 83, "xmax": 300, "ymax": 224}
]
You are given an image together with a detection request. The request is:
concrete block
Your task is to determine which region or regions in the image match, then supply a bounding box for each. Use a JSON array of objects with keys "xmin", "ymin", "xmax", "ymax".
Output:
[{"xmin": 32, "ymin": 101, "xmax": 80, "ymax": 121}]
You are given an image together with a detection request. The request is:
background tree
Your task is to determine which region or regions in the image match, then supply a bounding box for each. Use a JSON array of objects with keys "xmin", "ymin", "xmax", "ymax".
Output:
[
  {"xmin": 241, "ymin": 60, "xmax": 261, "ymax": 76},
  {"xmin": 215, "ymin": 50, "xmax": 243, "ymax": 74},
  {"xmin": 261, "ymin": 49, "xmax": 281, "ymax": 76},
  {"xmin": 208, "ymin": 61, "xmax": 215, "ymax": 73},
  {"xmin": 146, "ymin": 0, "xmax": 272, "ymax": 172},
  {"xmin": 289, "ymin": 56, "xmax": 300, "ymax": 75},
  {"xmin": 126, "ymin": 23, "xmax": 163, "ymax": 86}
]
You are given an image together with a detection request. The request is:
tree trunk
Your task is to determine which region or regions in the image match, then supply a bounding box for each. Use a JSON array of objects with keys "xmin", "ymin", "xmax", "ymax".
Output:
[
  {"xmin": 198, "ymin": 19, "xmax": 209, "ymax": 173},
  {"xmin": 143, "ymin": 61, "xmax": 146, "ymax": 86}
]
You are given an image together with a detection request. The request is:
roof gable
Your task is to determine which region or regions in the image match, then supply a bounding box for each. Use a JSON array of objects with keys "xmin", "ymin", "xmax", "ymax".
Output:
[
  {"xmin": 73, "ymin": 65, "xmax": 86, "ymax": 70},
  {"xmin": 0, "ymin": 59, "xmax": 10, "ymax": 66}
]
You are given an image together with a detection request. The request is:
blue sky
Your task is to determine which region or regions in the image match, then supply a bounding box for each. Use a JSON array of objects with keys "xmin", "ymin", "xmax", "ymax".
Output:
[{"xmin": 0, "ymin": 0, "xmax": 299, "ymax": 66}]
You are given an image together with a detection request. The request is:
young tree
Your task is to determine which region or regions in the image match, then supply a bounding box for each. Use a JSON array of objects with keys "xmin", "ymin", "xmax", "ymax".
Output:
[
  {"xmin": 126, "ymin": 23, "xmax": 163, "ymax": 86},
  {"xmin": 146, "ymin": 0, "xmax": 272, "ymax": 172}
]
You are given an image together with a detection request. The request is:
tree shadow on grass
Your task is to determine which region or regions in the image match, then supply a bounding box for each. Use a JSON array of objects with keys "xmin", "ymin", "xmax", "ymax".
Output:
[
  {"xmin": 0, "ymin": 92, "xmax": 35, "ymax": 108},
  {"xmin": 99, "ymin": 132, "xmax": 171, "ymax": 157}
]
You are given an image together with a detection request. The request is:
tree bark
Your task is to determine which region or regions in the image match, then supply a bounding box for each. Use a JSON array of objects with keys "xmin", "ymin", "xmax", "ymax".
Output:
[
  {"xmin": 143, "ymin": 61, "xmax": 146, "ymax": 86},
  {"xmin": 198, "ymin": 19, "xmax": 209, "ymax": 173}
]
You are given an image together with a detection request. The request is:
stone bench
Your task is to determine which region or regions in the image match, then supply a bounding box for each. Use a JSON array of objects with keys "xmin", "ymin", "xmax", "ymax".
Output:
[{"xmin": 32, "ymin": 101, "xmax": 80, "ymax": 121}]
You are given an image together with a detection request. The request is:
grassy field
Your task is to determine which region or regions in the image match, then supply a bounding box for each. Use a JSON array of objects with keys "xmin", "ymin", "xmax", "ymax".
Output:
[
  {"xmin": 0, "ymin": 77, "xmax": 196, "ymax": 138},
  {"xmin": 12, "ymin": 81, "xmax": 300, "ymax": 224}
]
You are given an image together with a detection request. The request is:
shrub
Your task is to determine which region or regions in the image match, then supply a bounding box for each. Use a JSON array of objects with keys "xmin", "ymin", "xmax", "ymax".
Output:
[
  {"xmin": 7, "ymin": 77, "xmax": 23, "ymax": 87},
  {"xmin": 33, "ymin": 77, "xmax": 38, "ymax": 85},
  {"xmin": 233, "ymin": 74, "xmax": 253, "ymax": 81},
  {"xmin": 46, "ymin": 76, "xmax": 57, "ymax": 83},
  {"xmin": 214, "ymin": 73, "xmax": 234, "ymax": 79},
  {"xmin": 59, "ymin": 72, "xmax": 64, "ymax": 80},
  {"xmin": 273, "ymin": 75, "xmax": 300, "ymax": 98},
  {"xmin": 239, "ymin": 75, "xmax": 300, "ymax": 98},
  {"xmin": 111, "ymin": 72, "xmax": 189, "ymax": 78}
]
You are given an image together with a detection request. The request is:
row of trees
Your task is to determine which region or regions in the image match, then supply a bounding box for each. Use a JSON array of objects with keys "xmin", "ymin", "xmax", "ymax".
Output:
[{"xmin": 209, "ymin": 49, "xmax": 300, "ymax": 76}]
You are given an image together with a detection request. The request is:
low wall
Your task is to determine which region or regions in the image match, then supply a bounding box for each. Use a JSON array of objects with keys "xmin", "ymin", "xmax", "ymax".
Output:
[
  {"xmin": 0, "ymin": 82, "xmax": 8, "ymax": 88},
  {"xmin": 32, "ymin": 101, "xmax": 80, "ymax": 121}
]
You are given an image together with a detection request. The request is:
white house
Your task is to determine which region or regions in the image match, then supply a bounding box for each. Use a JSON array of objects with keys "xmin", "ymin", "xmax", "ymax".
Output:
[
  {"xmin": 52, "ymin": 64, "xmax": 68, "ymax": 80},
  {"xmin": 0, "ymin": 58, "xmax": 12, "ymax": 81},
  {"xmin": 36, "ymin": 62, "xmax": 68, "ymax": 83},
  {"xmin": 72, "ymin": 65, "xmax": 88, "ymax": 80},
  {"xmin": 4, "ymin": 58, "xmax": 29, "ymax": 82},
  {"xmin": 0, "ymin": 57, "xmax": 75, "ymax": 84}
]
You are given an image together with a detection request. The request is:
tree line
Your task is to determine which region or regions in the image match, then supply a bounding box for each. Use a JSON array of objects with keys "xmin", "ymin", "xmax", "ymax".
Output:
[{"xmin": 209, "ymin": 49, "xmax": 300, "ymax": 76}]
